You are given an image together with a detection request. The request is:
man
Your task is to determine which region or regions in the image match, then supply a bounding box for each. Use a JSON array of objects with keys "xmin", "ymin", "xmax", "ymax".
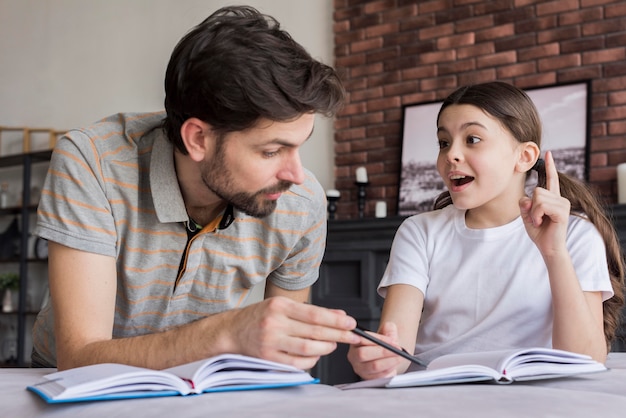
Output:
[{"xmin": 32, "ymin": 5, "xmax": 360, "ymax": 371}]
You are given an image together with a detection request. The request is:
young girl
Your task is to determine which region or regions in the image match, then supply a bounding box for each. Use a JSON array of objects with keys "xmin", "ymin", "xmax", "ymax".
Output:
[{"xmin": 348, "ymin": 81, "xmax": 625, "ymax": 380}]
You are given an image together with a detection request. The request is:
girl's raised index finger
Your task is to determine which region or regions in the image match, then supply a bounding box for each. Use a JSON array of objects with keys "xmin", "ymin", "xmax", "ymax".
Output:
[{"xmin": 544, "ymin": 150, "xmax": 560, "ymax": 195}]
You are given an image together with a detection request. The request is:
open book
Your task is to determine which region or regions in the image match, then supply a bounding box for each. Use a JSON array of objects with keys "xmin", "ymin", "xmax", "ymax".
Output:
[
  {"xmin": 27, "ymin": 353, "xmax": 318, "ymax": 403},
  {"xmin": 339, "ymin": 347, "xmax": 607, "ymax": 389}
]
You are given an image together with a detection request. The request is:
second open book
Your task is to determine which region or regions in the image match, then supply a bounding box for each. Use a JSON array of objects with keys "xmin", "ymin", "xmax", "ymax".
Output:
[{"xmin": 338, "ymin": 347, "xmax": 607, "ymax": 389}]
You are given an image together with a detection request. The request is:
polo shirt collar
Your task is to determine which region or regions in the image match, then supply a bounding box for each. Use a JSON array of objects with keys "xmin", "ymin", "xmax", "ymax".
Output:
[{"xmin": 150, "ymin": 131, "xmax": 188, "ymax": 224}]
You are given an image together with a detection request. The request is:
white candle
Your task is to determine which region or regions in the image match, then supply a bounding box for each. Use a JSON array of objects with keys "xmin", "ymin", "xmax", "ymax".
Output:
[
  {"xmin": 618, "ymin": 163, "xmax": 626, "ymax": 204},
  {"xmin": 356, "ymin": 166, "xmax": 368, "ymax": 183},
  {"xmin": 326, "ymin": 189, "xmax": 340, "ymax": 198},
  {"xmin": 375, "ymin": 201, "xmax": 387, "ymax": 218}
]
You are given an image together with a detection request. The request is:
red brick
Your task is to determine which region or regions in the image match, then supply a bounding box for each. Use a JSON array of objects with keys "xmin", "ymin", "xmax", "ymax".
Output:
[
  {"xmin": 476, "ymin": 51, "xmax": 517, "ymax": 68},
  {"xmin": 351, "ymin": 38, "xmax": 384, "ymax": 53},
  {"xmin": 595, "ymin": 105, "xmax": 626, "ymax": 122},
  {"xmin": 363, "ymin": 0, "xmax": 396, "ymax": 14},
  {"xmin": 418, "ymin": 50, "xmax": 457, "ymax": 65},
  {"xmin": 401, "ymin": 65, "xmax": 437, "ymax": 81},
  {"xmin": 417, "ymin": 0, "xmax": 453, "ymax": 14},
  {"xmin": 457, "ymin": 42, "xmax": 496, "ymax": 60},
  {"xmin": 494, "ymin": 33, "xmax": 536, "ymax": 52},
  {"xmin": 383, "ymin": 80, "xmax": 421, "ymax": 97},
  {"xmin": 515, "ymin": 16, "xmax": 558, "ymax": 34},
  {"xmin": 381, "ymin": 5, "xmax": 418, "ymax": 22},
  {"xmin": 560, "ymin": 37, "xmax": 606, "ymax": 54},
  {"xmin": 515, "ymin": 72, "xmax": 557, "ymax": 89},
  {"xmin": 421, "ymin": 75, "xmax": 457, "ymax": 92},
  {"xmin": 457, "ymin": 68, "xmax": 498, "ymax": 86},
  {"xmin": 350, "ymin": 62, "xmax": 384, "ymax": 78},
  {"xmin": 336, "ymin": 53, "xmax": 367, "ymax": 68},
  {"xmin": 434, "ymin": 6, "xmax": 473, "ymax": 25},
  {"xmin": 606, "ymin": 3, "xmax": 626, "ymax": 18},
  {"xmin": 609, "ymin": 121, "xmax": 626, "ymax": 135},
  {"xmin": 558, "ymin": 7, "xmax": 603, "ymax": 25},
  {"xmin": 497, "ymin": 61, "xmax": 538, "ymax": 79},
  {"xmin": 437, "ymin": 32, "xmax": 475, "ymax": 50},
  {"xmin": 455, "ymin": 15, "xmax": 494, "ymax": 33},
  {"xmin": 366, "ymin": 47, "xmax": 399, "ymax": 64},
  {"xmin": 439, "ymin": 59, "xmax": 476, "ymax": 75},
  {"xmin": 336, "ymin": 127, "xmax": 366, "ymax": 142},
  {"xmin": 537, "ymin": 54, "xmax": 581, "ymax": 72},
  {"xmin": 582, "ymin": 18, "xmax": 626, "ymax": 36},
  {"xmin": 536, "ymin": 0, "xmax": 580, "ymax": 16},
  {"xmin": 475, "ymin": 23, "xmax": 515, "ymax": 42},
  {"xmin": 557, "ymin": 65, "xmax": 602, "ymax": 83},
  {"xmin": 350, "ymin": 112, "xmax": 385, "ymax": 127},
  {"xmin": 590, "ymin": 152, "xmax": 608, "ymax": 167},
  {"xmin": 335, "ymin": 30, "xmax": 366, "ymax": 46},
  {"xmin": 368, "ymin": 97, "xmax": 402, "ymax": 112},
  {"xmin": 366, "ymin": 22, "xmax": 400, "ymax": 38},
  {"xmin": 537, "ymin": 26, "xmax": 581, "ymax": 44},
  {"xmin": 582, "ymin": 48, "xmax": 626, "ymax": 65},
  {"xmin": 351, "ymin": 87, "xmax": 383, "ymax": 102},
  {"xmin": 609, "ymin": 91, "xmax": 626, "ymax": 106},
  {"xmin": 402, "ymin": 91, "xmax": 439, "ymax": 106},
  {"xmin": 352, "ymin": 137, "xmax": 386, "ymax": 152}
]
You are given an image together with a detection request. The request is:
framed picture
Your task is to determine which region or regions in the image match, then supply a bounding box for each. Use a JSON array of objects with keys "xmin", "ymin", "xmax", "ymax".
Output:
[{"xmin": 397, "ymin": 81, "xmax": 590, "ymax": 216}]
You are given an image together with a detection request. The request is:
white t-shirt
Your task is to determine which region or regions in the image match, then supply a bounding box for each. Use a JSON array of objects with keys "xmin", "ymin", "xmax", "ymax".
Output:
[{"xmin": 379, "ymin": 205, "xmax": 613, "ymax": 365}]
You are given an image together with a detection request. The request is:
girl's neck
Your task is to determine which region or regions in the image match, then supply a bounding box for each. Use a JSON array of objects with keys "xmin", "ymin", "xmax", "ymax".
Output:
[{"xmin": 464, "ymin": 202, "xmax": 521, "ymax": 229}]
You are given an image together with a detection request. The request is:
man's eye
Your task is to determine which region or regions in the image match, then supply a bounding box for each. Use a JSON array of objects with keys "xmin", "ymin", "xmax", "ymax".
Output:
[
  {"xmin": 264, "ymin": 150, "xmax": 279, "ymax": 158},
  {"xmin": 467, "ymin": 135, "xmax": 481, "ymax": 144}
]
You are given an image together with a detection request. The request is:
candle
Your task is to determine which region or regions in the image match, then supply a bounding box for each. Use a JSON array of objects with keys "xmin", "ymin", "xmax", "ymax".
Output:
[
  {"xmin": 356, "ymin": 166, "xmax": 368, "ymax": 183},
  {"xmin": 326, "ymin": 189, "xmax": 340, "ymax": 198},
  {"xmin": 618, "ymin": 163, "xmax": 626, "ymax": 204},
  {"xmin": 375, "ymin": 201, "xmax": 387, "ymax": 218}
]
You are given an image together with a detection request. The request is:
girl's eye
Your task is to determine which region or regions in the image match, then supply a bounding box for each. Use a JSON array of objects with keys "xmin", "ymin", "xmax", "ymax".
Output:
[
  {"xmin": 438, "ymin": 140, "xmax": 449, "ymax": 150},
  {"xmin": 467, "ymin": 135, "xmax": 481, "ymax": 145}
]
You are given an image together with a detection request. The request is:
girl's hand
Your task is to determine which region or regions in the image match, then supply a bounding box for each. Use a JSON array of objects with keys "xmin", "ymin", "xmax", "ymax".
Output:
[
  {"xmin": 519, "ymin": 150, "xmax": 571, "ymax": 259},
  {"xmin": 347, "ymin": 322, "xmax": 408, "ymax": 380}
]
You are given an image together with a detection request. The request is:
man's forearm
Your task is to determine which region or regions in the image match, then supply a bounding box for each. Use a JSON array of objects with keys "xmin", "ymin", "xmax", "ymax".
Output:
[{"xmin": 57, "ymin": 309, "xmax": 237, "ymax": 370}]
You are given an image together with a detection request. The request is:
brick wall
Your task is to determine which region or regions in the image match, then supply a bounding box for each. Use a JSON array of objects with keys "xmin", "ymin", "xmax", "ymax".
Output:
[{"xmin": 332, "ymin": 0, "xmax": 626, "ymax": 219}]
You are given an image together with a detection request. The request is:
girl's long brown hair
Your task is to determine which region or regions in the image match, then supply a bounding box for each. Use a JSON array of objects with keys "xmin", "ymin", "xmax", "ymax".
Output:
[{"xmin": 433, "ymin": 81, "xmax": 625, "ymax": 348}]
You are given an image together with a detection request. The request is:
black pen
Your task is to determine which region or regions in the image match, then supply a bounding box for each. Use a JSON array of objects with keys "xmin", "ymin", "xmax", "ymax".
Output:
[{"xmin": 352, "ymin": 326, "xmax": 429, "ymax": 368}]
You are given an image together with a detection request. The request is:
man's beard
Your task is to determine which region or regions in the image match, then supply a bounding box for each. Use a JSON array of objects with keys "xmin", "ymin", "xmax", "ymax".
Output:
[{"xmin": 200, "ymin": 156, "xmax": 292, "ymax": 218}]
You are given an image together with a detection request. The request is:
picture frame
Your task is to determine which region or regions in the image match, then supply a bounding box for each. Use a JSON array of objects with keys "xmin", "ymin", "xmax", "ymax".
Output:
[{"xmin": 397, "ymin": 81, "xmax": 590, "ymax": 216}]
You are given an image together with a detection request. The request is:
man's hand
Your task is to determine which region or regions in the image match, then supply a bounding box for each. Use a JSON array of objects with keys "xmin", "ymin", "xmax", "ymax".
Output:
[{"xmin": 226, "ymin": 296, "xmax": 360, "ymax": 370}]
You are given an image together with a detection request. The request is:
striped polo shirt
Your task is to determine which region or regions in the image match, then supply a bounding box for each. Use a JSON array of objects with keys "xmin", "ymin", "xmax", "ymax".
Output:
[{"xmin": 32, "ymin": 112, "xmax": 327, "ymax": 366}]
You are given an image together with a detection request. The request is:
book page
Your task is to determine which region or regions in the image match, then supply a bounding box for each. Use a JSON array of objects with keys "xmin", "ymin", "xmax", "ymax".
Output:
[
  {"xmin": 164, "ymin": 354, "xmax": 315, "ymax": 393},
  {"xmin": 37, "ymin": 363, "xmax": 191, "ymax": 400}
]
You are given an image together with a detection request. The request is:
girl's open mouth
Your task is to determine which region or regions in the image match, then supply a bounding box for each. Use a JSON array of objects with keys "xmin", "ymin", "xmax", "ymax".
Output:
[{"xmin": 451, "ymin": 175, "xmax": 474, "ymax": 187}]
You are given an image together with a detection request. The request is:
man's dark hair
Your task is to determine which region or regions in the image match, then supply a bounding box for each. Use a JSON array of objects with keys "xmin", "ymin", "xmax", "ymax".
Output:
[{"xmin": 163, "ymin": 5, "xmax": 345, "ymax": 153}]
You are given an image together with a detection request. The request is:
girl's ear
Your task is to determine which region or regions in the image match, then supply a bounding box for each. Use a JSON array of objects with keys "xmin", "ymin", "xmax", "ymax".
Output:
[
  {"xmin": 180, "ymin": 118, "xmax": 213, "ymax": 162},
  {"xmin": 516, "ymin": 142, "xmax": 540, "ymax": 173}
]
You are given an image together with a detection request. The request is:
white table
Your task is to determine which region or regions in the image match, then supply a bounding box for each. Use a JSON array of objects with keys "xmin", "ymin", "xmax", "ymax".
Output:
[{"xmin": 3, "ymin": 353, "xmax": 626, "ymax": 418}]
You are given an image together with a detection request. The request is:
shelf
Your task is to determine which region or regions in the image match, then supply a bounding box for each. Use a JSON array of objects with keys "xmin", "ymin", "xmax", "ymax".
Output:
[
  {"xmin": 0, "ymin": 311, "xmax": 41, "ymax": 316},
  {"xmin": 0, "ymin": 258, "xmax": 48, "ymax": 264},
  {"xmin": 0, "ymin": 204, "xmax": 39, "ymax": 216},
  {"xmin": 0, "ymin": 150, "xmax": 52, "ymax": 168}
]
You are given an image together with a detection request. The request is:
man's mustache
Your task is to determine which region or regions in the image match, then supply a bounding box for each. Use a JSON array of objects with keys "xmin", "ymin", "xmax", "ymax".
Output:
[{"xmin": 260, "ymin": 181, "xmax": 293, "ymax": 195}]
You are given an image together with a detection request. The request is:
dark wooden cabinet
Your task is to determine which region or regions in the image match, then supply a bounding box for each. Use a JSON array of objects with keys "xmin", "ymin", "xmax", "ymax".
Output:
[
  {"xmin": 311, "ymin": 216, "xmax": 405, "ymax": 385},
  {"xmin": 312, "ymin": 208, "xmax": 626, "ymax": 385}
]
